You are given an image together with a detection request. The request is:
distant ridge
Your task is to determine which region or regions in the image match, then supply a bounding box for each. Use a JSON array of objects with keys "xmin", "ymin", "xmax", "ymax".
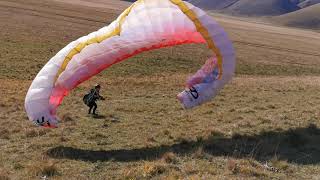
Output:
[
  {"xmin": 224, "ymin": 0, "xmax": 300, "ymax": 16},
  {"xmin": 187, "ymin": 0, "xmax": 301, "ymax": 16},
  {"xmin": 274, "ymin": 4, "xmax": 320, "ymax": 29},
  {"xmin": 298, "ymin": 0, "xmax": 320, "ymax": 8}
]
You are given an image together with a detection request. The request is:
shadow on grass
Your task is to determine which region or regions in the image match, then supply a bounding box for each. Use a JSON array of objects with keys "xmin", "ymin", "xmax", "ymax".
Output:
[
  {"xmin": 47, "ymin": 124, "xmax": 320, "ymax": 165},
  {"xmin": 91, "ymin": 114, "xmax": 107, "ymax": 119},
  {"xmin": 121, "ymin": 0, "xmax": 136, "ymax": 2}
]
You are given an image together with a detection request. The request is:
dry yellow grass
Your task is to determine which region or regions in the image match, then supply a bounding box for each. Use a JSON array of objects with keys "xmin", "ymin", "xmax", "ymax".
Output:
[{"xmin": 0, "ymin": 0, "xmax": 320, "ymax": 179}]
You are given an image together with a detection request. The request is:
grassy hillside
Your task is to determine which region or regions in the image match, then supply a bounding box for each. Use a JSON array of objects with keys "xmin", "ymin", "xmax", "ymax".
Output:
[
  {"xmin": 273, "ymin": 4, "xmax": 320, "ymax": 29},
  {"xmin": 298, "ymin": 0, "xmax": 320, "ymax": 8},
  {"xmin": 224, "ymin": 0, "xmax": 300, "ymax": 16},
  {"xmin": 187, "ymin": 0, "xmax": 238, "ymax": 10},
  {"xmin": 1, "ymin": 0, "xmax": 320, "ymax": 179},
  {"xmin": 187, "ymin": 0, "xmax": 320, "ymax": 31},
  {"xmin": 188, "ymin": 0, "xmax": 300, "ymax": 16},
  {"xmin": 54, "ymin": 0, "xmax": 132, "ymax": 10}
]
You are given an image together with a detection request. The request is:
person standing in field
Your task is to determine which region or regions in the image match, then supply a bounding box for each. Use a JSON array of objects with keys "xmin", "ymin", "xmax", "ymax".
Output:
[{"xmin": 83, "ymin": 84, "xmax": 105, "ymax": 115}]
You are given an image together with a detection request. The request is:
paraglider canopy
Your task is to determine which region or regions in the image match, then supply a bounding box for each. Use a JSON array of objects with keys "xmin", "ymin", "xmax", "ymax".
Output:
[{"xmin": 25, "ymin": 0, "xmax": 235, "ymax": 128}]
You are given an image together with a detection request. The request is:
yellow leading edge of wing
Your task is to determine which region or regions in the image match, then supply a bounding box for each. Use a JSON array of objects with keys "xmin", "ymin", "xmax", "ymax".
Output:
[
  {"xmin": 54, "ymin": 1, "xmax": 142, "ymax": 83},
  {"xmin": 54, "ymin": 0, "xmax": 223, "ymax": 83}
]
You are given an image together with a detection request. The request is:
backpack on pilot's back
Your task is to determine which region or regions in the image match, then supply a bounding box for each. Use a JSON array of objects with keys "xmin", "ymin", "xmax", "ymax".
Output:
[{"xmin": 83, "ymin": 89, "xmax": 94, "ymax": 106}]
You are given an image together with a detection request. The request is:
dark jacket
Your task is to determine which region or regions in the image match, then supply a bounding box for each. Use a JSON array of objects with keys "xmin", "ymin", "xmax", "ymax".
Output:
[{"xmin": 83, "ymin": 88, "xmax": 104, "ymax": 105}]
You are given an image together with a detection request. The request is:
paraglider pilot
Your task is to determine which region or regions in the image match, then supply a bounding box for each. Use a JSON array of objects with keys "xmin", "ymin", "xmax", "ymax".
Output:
[{"xmin": 83, "ymin": 84, "xmax": 105, "ymax": 115}]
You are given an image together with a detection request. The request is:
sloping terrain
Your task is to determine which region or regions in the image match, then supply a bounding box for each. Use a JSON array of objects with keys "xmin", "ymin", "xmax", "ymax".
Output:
[
  {"xmin": 187, "ymin": 0, "xmax": 319, "ymax": 30},
  {"xmin": 298, "ymin": 0, "xmax": 320, "ymax": 8},
  {"xmin": 273, "ymin": 4, "xmax": 320, "ymax": 29},
  {"xmin": 187, "ymin": 0, "xmax": 238, "ymax": 10},
  {"xmin": 1, "ymin": 0, "xmax": 320, "ymax": 179},
  {"xmin": 225, "ymin": 0, "xmax": 300, "ymax": 16},
  {"xmin": 188, "ymin": 0, "xmax": 300, "ymax": 16},
  {"xmin": 53, "ymin": 0, "xmax": 131, "ymax": 10}
]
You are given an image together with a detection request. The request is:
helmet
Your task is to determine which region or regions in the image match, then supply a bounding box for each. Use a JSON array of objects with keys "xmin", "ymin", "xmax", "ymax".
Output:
[{"xmin": 94, "ymin": 84, "xmax": 101, "ymax": 89}]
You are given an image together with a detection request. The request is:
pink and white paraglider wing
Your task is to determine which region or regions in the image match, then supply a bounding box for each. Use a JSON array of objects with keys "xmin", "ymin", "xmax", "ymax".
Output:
[{"xmin": 25, "ymin": 0, "xmax": 235, "ymax": 127}]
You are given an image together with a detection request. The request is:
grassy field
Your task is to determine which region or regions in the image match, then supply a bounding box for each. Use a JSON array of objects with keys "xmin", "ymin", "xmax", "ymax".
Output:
[{"xmin": 1, "ymin": 0, "xmax": 320, "ymax": 179}]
